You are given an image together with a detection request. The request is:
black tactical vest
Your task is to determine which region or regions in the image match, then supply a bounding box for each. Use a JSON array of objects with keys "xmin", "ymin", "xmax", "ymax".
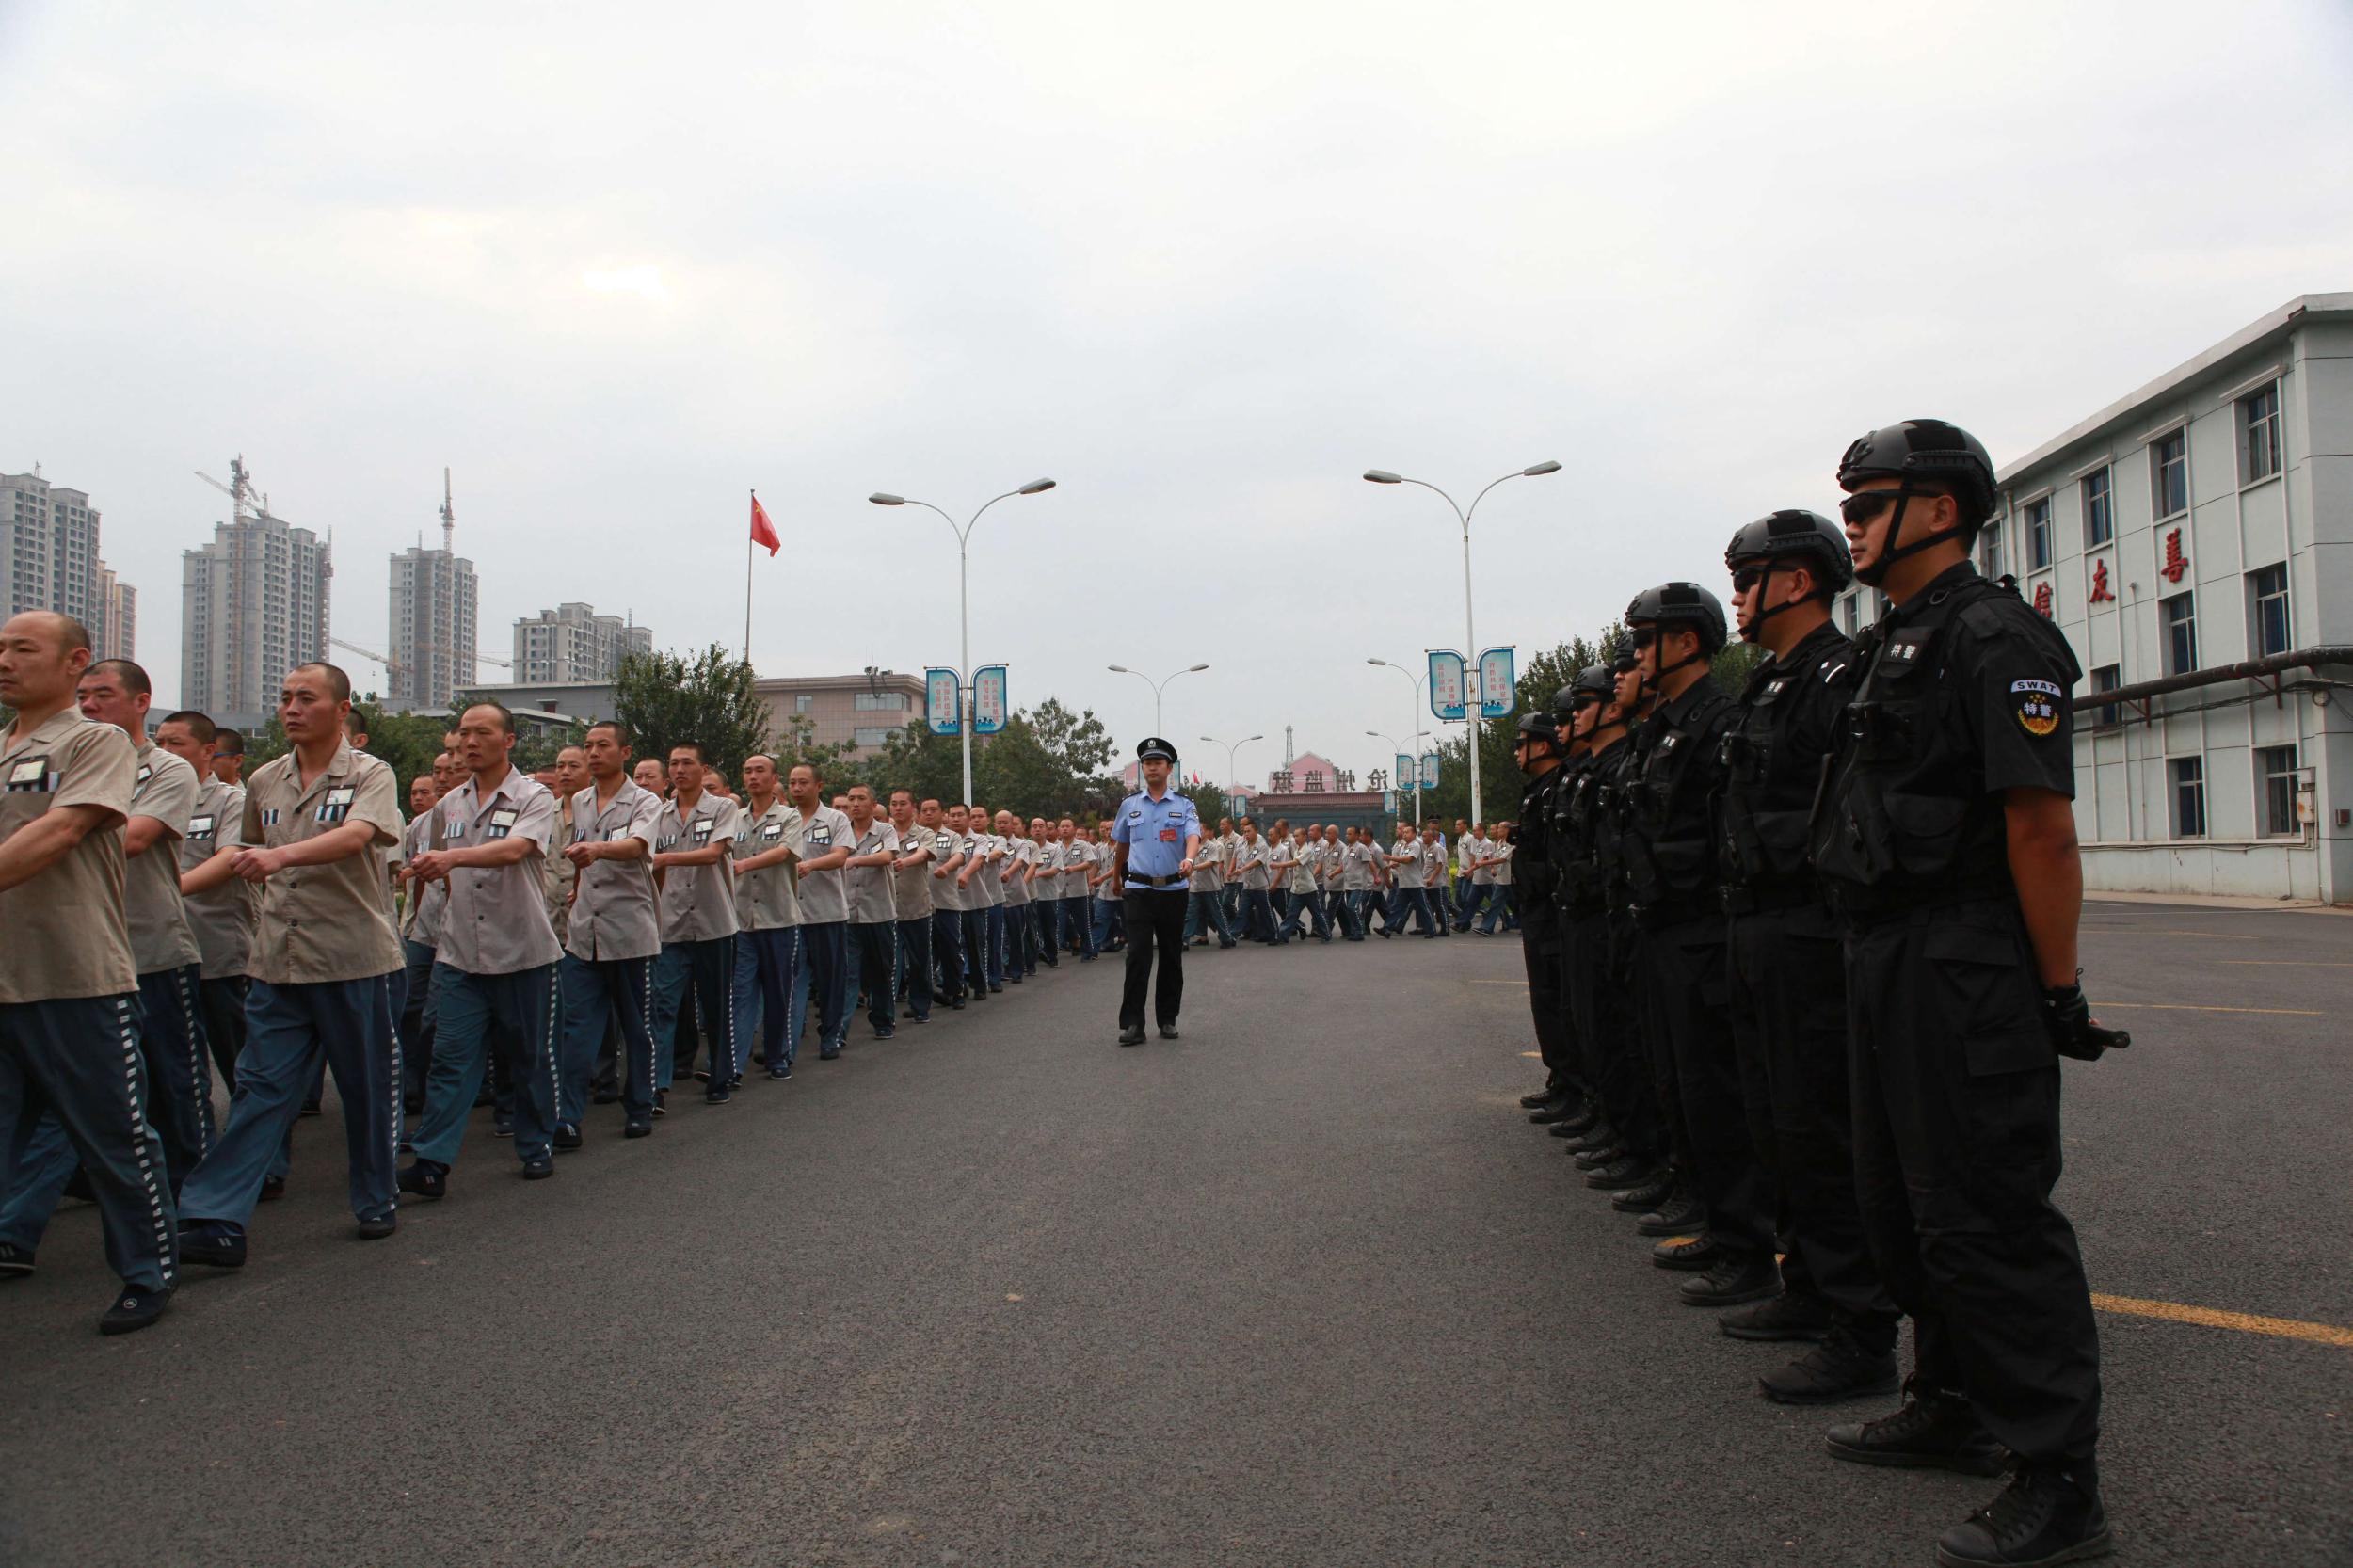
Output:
[
  {"xmin": 1719, "ymin": 623, "xmax": 1856, "ymax": 908},
  {"xmin": 1621, "ymin": 680, "xmax": 1737, "ymax": 922}
]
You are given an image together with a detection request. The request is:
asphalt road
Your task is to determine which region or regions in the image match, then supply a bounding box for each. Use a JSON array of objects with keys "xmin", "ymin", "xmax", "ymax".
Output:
[{"xmin": 4, "ymin": 903, "xmax": 2348, "ymax": 1567}]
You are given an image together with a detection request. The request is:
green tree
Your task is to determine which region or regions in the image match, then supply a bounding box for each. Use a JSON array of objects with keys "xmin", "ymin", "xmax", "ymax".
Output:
[{"xmin": 613, "ymin": 645, "xmax": 771, "ymax": 776}]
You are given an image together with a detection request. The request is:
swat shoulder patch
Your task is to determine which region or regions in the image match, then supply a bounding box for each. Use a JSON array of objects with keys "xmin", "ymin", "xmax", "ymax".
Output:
[{"xmin": 2012, "ymin": 678, "xmax": 2062, "ymax": 737}]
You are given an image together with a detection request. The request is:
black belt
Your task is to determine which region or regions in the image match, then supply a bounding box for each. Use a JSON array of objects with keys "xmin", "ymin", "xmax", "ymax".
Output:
[
  {"xmin": 1125, "ymin": 872, "xmax": 1185, "ymax": 889},
  {"xmin": 1825, "ymin": 875, "xmax": 2015, "ymax": 923}
]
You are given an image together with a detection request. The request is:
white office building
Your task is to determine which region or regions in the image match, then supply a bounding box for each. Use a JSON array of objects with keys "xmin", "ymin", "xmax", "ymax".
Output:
[
  {"xmin": 4, "ymin": 471, "xmax": 133, "ymax": 658},
  {"xmin": 388, "ymin": 544, "xmax": 478, "ymax": 711},
  {"xmin": 511, "ymin": 601, "xmax": 652, "ymax": 685},
  {"xmin": 183, "ymin": 508, "xmax": 333, "ymax": 733},
  {"xmin": 1834, "ymin": 293, "xmax": 2352, "ymax": 903}
]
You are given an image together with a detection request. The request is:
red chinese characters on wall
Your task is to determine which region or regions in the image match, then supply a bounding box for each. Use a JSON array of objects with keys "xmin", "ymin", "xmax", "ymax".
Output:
[
  {"xmin": 2088, "ymin": 559, "xmax": 2116, "ymax": 604},
  {"xmin": 2031, "ymin": 581, "xmax": 2054, "ymax": 618},
  {"xmin": 2159, "ymin": 527, "xmax": 2188, "ymax": 584}
]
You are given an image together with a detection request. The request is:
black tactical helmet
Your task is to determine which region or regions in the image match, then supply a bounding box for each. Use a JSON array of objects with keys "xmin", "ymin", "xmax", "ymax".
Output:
[
  {"xmin": 1723, "ymin": 508, "xmax": 1853, "ymax": 593},
  {"xmin": 1608, "ymin": 645, "xmax": 1639, "ymax": 675},
  {"xmin": 1836, "ymin": 419, "xmax": 1998, "ymax": 531},
  {"xmin": 1573, "ymin": 663, "xmax": 1615, "ymax": 698},
  {"xmin": 1625, "ymin": 581, "xmax": 1728, "ymax": 655},
  {"xmin": 1515, "ymin": 712, "xmax": 1560, "ymax": 744},
  {"xmin": 1551, "ymin": 683, "xmax": 1578, "ymax": 719}
]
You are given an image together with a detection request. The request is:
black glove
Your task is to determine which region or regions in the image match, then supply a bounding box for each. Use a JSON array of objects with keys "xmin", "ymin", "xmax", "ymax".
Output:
[{"xmin": 2041, "ymin": 982, "xmax": 2131, "ymax": 1062}]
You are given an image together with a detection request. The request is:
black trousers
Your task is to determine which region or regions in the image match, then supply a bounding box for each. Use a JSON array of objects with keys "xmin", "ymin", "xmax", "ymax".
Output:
[
  {"xmin": 199, "ymin": 974, "xmax": 249, "ymax": 1093},
  {"xmin": 1519, "ymin": 909, "xmax": 1577, "ymax": 1096},
  {"xmin": 1118, "ymin": 888, "xmax": 1187, "ymax": 1030},
  {"xmin": 1846, "ymin": 901, "xmax": 2101, "ymax": 1463},
  {"xmin": 1728, "ymin": 904, "xmax": 1897, "ymax": 1347},
  {"xmin": 1640, "ymin": 916, "xmax": 1773, "ymax": 1260}
]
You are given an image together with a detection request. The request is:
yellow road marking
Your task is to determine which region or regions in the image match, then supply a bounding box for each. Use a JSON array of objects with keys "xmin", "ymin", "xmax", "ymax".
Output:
[
  {"xmin": 2222, "ymin": 960, "xmax": 2353, "ymax": 968},
  {"xmin": 2093, "ymin": 1001, "xmax": 2325, "ymax": 1016},
  {"xmin": 1472, "ymin": 980, "xmax": 1529, "ymax": 986},
  {"xmin": 1520, "ymin": 1050, "xmax": 1542, "ymax": 1059},
  {"xmin": 2091, "ymin": 1293, "xmax": 2353, "ymax": 1349}
]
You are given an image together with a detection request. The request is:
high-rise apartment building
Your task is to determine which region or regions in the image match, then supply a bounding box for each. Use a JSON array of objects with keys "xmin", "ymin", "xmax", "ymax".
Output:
[
  {"xmin": 510, "ymin": 601, "xmax": 652, "ymax": 684},
  {"xmin": 388, "ymin": 544, "xmax": 478, "ymax": 710},
  {"xmin": 4, "ymin": 470, "xmax": 132, "ymax": 656},
  {"xmin": 182, "ymin": 480, "xmax": 332, "ymax": 733}
]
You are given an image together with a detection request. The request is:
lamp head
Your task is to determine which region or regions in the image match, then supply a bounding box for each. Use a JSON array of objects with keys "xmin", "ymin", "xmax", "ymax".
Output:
[
  {"xmin": 869, "ymin": 493, "xmax": 904, "ymax": 506},
  {"xmin": 1018, "ymin": 478, "xmax": 1057, "ymax": 495},
  {"xmin": 1522, "ymin": 461, "xmax": 1562, "ymax": 477},
  {"xmin": 1107, "ymin": 664, "xmax": 1131, "ymax": 674},
  {"xmin": 1363, "ymin": 470, "xmax": 1402, "ymax": 485},
  {"xmin": 1187, "ymin": 662, "xmax": 1209, "ymax": 672}
]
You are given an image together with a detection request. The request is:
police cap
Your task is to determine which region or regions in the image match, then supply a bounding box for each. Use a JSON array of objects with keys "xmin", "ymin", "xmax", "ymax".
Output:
[
  {"xmin": 1724, "ymin": 508, "xmax": 1853, "ymax": 593},
  {"xmin": 1836, "ymin": 419, "xmax": 1998, "ymax": 531},
  {"xmin": 1624, "ymin": 581, "xmax": 1729, "ymax": 655},
  {"xmin": 1137, "ymin": 736, "xmax": 1178, "ymax": 764}
]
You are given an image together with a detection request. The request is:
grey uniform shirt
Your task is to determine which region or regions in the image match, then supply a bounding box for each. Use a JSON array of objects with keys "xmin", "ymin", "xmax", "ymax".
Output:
[
  {"xmin": 1188, "ymin": 837, "xmax": 1224, "ymax": 893},
  {"xmin": 1030, "ymin": 840, "xmax": 1060, "ymax": 902},
  {"xmin": 844, "ymin": 818, "xmax": 899, "ymax": 925},
  {"xmin": 888, "ymin": 823, "xmax": 934, "ymax": 920},
  {"xmin": 179, "ymin": 777, "xmax": 257, "ymax": 980},
  {"xmin": 1391, "ymin": 840, "xmax": 1427, "ymax": 888},
  {"xmin": 791, "ymin": 804, "xmax": 855, "ymax": 925},
  {"xmin": 1236, "ymin": 837, "xmax": 1271, "ymax": 891},
  {"xmin": 1421, "ymin": 838, "xmax": 1445, "ymax": 887},
  {"xmin": 970, "ymin": 832, "xmax": 1006, "ymax": 907},
  {"xmin": 124, "ymin": 740, "xmax": 202, "ymax": 975},
  {"xmin": 566, "ymin": 779, "xmax": 664, "ymax": 962},
  {"xmin": 1490, "ymin": 841, "xmax": 1513, "ymax": 887},
  {"xmin": 242, "ymin": 741, "xmax": 406, "ymax": 985},
  {"xmin": 1340, "ymin": 841, "xmax": 1376, "ymax": 891},
  {"xmin": 929, "ymin": 828, "xmax": 968, "ymax": 913},
  {"xmin": 1093, "ymin": 841, "xmax": 1121, "ymax": 901},
  {"xmin": 541, "ymin": 802, "xmax": 575, "ymax": 947},
  {"xmin": 731, "ymin": 797, "xmax": 803, "ymax": 931},
  {"xmin": 399, "ymin": 809, "xmax": 447, "ymax": 946},
  {"xmin": 1002, "ymin": 836, "xmax": 1033, "ymax": 905},
  {"xmin": 0, "ymin": 708, "xmax": 136, "ymax": 1002},
  {"xmin": 656, "ymin": 792, "xmax": 742, "ymax": 943},
  {"xmin": 433, "ymin": 767, "xmax": 562, "ymax": 975}
]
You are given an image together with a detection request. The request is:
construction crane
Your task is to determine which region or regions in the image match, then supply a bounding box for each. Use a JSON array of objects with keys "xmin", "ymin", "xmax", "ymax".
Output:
[
  {"xmin": 327, "ymin": 637, "xmax": 509, "ymax": 683},
  {"xmin": 439, "ymin": 466, "xmax": 455, "ymax": 554},
  {"xmin": 194, "ymin": 456, "xmax": 280, "ymax": 525}
]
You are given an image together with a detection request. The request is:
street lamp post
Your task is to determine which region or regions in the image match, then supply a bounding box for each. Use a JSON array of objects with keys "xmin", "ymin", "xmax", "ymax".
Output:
[
  {"xmin": 1107, "ymin": 663, "xmax": 1209, "ymax": 738},
  {"xmin": 1367, "ymin": 656, "xmax": 1428, "ymax": 827},
  {"xmin": 1363, "ymin": 460, "xmax": 1560, "ymax": 825},
  {"xmin": 1201, "ymin": 733, "xmax": 1264, "ymax": 805},
  {"xmin": 871, "ymin": 478, "xmax": 1056, "ymax": 806},
  {"xmin": 1363, "ymin": 728, "xmax": 1412, "ymax": 827}
]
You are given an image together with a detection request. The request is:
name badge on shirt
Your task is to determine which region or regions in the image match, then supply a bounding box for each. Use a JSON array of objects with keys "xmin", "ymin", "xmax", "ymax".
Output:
[
  {"xmin": 134, "ymin": 763, "xmax": 154, "ymax": 796},
  {"xmin": 934, "ymin": 835, "xmax": 952, "ymax": 855},
  {"xmin": 318, "ymin": 785, "xmax": 357, "ymax": 824},
  {"xmin": 808, "ymin": 824, "xmax": 833, "ymax": 847},
  {"xmin": 760, "ymin": 823, "xmax": 784, "ymax": 841},
  {"xmin": 188, "ymin": 813, "xmax": 216, "ymax": 839},
  {"xmin": 1159, "ymin": 828, "xmax": 1178, "ymax": 842},
  {"xmin": 691, "ymin": 819, "xmax": 715, "ymax": 844},
  {"xmin": 487, "ymin": 806, "xmax": 519, "ymax": 840},
  {"xmin": 6, "ymin": 758, "xmax": 53, "ymax": 792}
]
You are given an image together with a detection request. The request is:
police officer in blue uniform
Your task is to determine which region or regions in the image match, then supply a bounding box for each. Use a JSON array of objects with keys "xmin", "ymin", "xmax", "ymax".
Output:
[{"xmin": 1110, "ymin": 738, "xmax": 1201, "ymax": 1047}]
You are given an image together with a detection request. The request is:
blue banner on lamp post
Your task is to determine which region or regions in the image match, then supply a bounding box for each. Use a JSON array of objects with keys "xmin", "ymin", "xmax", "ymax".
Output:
[
  {"xmin": 925, "ymin": 668, "xmax": 961, "ymax": 735},
  {"xmin": 1429, "ymin": 650, "xmax": 1467, "ymax": 722}
]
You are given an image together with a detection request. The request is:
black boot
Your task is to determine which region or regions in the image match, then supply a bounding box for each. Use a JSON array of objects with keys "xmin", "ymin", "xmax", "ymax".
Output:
[
  {"xmin": 1609, "ymin": 1172, "xmax": 1676, "ymax": 1212},
  {"xmin": 1757, "ymin": 1327, "xmax": 1899, "ymax": 1404},
  {"xmin": 1678, "ymin": 1254, "xmax": 1779, "ymax": 1307},
  {"xmin": 1826, "ymin": 1391, "xmax": 2009, "ymax": 1476},
  {"xmin": 1936, "ymin": 1460, "xmax": 2110, "ymax": 1567},
  {"xmin": 1719, "ymin": 1289, "xmax": 1833, "ymax": 1342},
  {"xmin": 1636, "ymin": 1187, "xmax": 1708, "ymax": 1237}
]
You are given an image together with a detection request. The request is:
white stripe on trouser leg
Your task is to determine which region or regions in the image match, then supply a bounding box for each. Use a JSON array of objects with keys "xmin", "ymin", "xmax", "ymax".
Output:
[
  {"xmin": 174, "ymin": 968, "xmax": 212, "ymax": 1155},
  {"xmin": 116, "ymin": 998, "xmax": 173, "ymax": 1286},
  {"xmin": 637, "ymin": 959, "xmax": 654, "ymax": 1100},
  {"xmin": 383, "ymin": 982, "xmax": 404, "ymax": 1195},
  {"xmin": 542, "ymin": 970, "xmax": 560, "ymax": 1128}
]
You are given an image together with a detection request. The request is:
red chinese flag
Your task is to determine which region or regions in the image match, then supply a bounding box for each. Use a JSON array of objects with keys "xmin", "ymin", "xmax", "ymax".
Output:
[{"xmin": 749, "ymin": 493, "xmax": 780, "ymax": 556}]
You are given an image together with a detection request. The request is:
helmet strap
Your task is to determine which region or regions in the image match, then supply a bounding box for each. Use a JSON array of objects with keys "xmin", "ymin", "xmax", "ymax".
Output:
[{"xmin": 1852, "ymin": 491, "xmax": 1959, "ymax": 585}]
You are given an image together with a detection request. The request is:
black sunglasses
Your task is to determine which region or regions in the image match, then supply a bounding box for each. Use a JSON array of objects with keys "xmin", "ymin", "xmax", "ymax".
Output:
[
  {"xmin": 1630, "ymin": 627, "xmax": 1657, "ymax": 649},
  {"xmin": 1729, "ymin": 562, "xmax": 1774, "ymax": 593},
  {"xmin": 1838, "ymin": 488, "xmax": 1931, "ymax": 526}
]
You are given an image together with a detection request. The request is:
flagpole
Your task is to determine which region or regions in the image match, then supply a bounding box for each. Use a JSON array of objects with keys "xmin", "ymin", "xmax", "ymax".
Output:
[{"xmin": 744, "ymin": 489, "xmax": 756, "ymax": 667}]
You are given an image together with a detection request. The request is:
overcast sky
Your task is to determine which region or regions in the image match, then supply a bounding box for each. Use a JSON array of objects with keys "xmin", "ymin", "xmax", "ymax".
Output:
[{"xmin": 7, "ymin": 1, "xmax": 2349, "ymax": 787}]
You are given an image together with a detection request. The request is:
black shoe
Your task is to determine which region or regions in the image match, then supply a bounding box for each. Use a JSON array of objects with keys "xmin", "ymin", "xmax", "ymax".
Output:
[
  {"xmin": 1582, "ymin": 1157, "xmax": 1657, "ymax": 1192},
  {"xmin": 1679, "ymin": 1254, "xmax": 1780, "ymax": 1307},
  {"xmin": 299, "ymin": 1099, "xmax": 322, "ymax": 1118},
  {"xmin": 357, "ymin": 1214, "xmax": 397, "ymax": 1241},
  {"xmin": 767, "ymin": 1064, "xmax": 792, "ymax": 1081},
  {"xmin": 874, "ymin": 1026, "xmax": 896, "ymax": 1040},
  {"xmin": 1827, "ymin": 1393, "xmax": 2009, "ymax": 1476},
  {"xmin": 1610, "ymin": 1175, "xmax": 1676, "ymax": 1213},
  {"xmin": 1518, "ymin": 1088, "xmax": 1559, "ymax": 1109},
  {"xmin": 552, "ymin": 1123, "xmax": 583, "ymax": 1151},
  {"xmin": 1558, "ymin": 1099, "xmax": 1604, "ymax": 1135},
  {"xmin": 100, "ymin": 1284, "xmax": 170, "ymax": 1336},
  {"xmin": 705, "ymin": 1089, "xmax": 731, "ymax": 1105},
  {"xmin": 652, "ymin": 1089, "xmax": 667, "ymax": 1116},
  {"xmin": 817, "ymin": 1048, "xmax": 840, "ymax": 1061},
  {"xmin": 1158, "ymin": 1025, "xmax": 1179, "ymax": 1040},
  {"xmin": 177, "ymin": 1224, "xmax": 247, "ymax": 1269},
  {"xmin": 396, "ymin": 1160, "xmax": 448, "ymax": 1200},
  {"xmin": 1561, "ymin": 1125, "xmax": 1619, "ymax": 1154},
  {"xmin": 1118, "ymin": 1024, "xmax": 1145, "ymax": 1047},
  {"xmin": 1937, "ymin": 1461, "xmax": 2110, "ymax": 1568},
  {"xmin": 1652, "ymin": 1234, "xmax": 1721, "ymax": 1271},
  {"xmin": 694, "ymin": 1070, "xmax": 712, "ymax": 1083},
  {"xmin": 0, "ymin": 1242, "xmax": 34, "ymax": 1278},
  {"xmin": 624, "ymin": 1117, "xmax": 653, "ymax": 1139},
  {"xmin": 258, "ymin": 1175, "xmax": 287, "ymax": 1202},
  {"xmin": 1721, "ymin": 1290, "xmax": 1834, "ymax": 1343},
  {"xmin": 590, "ymin": 1084, "xmax": 620, "ymax": 1105},
  {"xmin": 493, "ymin": 1117, "xmax": 514, "ymax": 1138},
  {"xmin": 1572, "ymin": 1144, "xmax": 1626, "ymax": 1171},
  {"xmin": 950, "ymin": 999, "xmax": 967, "ymax": 1010},
  {"xmin": 521, "ymin": 1155, "xmax": 554, "ymax": 1180},
  {"xmin": 989, "ymin": 984, "xmax": 1004, "ymax": 993},
  {"xmin": 1637, "ymin": 1191, "xmax": 1710, "ymax": 1237},
  {"xmin": 1760, "ymin": 1329, "xmax": 1900, "ymax": 1405},
  {"xmin": 1527, "ymin": 1097, "xmax": 1580, "ymax": 1125}
]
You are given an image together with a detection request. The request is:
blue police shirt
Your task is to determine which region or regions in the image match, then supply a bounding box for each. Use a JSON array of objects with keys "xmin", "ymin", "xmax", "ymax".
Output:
[{"xmin": 1112, "ymin": 787, "xmax": 1200, "ymax": 886}]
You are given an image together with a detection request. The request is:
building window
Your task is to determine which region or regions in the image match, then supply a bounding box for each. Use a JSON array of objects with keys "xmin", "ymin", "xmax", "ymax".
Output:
[
  {"xmin": 2247, "ymin": 563, "xmax": 2290, "ymax": 657},
  {"xmin": 793, "ymin": 694, "xmax": 812, "ymax": 714},
  {"xmin": 2151, "ymin": 428, "xmax": 2188, "ymax": 518},
  {"xmin": 1978, "ymin": 517, "xmax": 2005, "ymax": 580},
  {"xmin": 2025, "ymin": 496, "xmax": 2053, "ymax": 570},
  {"xmin": 853, "ymin": 691, "xmax": 905, "ymax": 712},
  {"xmin": 2160, "ymin": 592, "xmax": 2198, "ymax": 675},
  {"xmin": 1837, "ymin": 593, "xmax": 1857, "ymax": 634},
  {"xmin": 2255, "ymin": 744, "xmax": 2300, "ymax": 837},
  {"xmin": 2081, "ymin": 468, "xmax": 2113, "ymax": 548},
  {"xmin": 2090, "ymin": 664, "xmax": 2121, "ymax": 730},
  {"xmin": 852, "ymin": 727, "xmax": 897, "ymax": 748},
  {"xmin": 2239, "ymin": 382, "xmax": 2281, "ymax": 485},
  {"xmin": 2169, "ymin": 756, "xmax": 2206, "ymax": 839}
]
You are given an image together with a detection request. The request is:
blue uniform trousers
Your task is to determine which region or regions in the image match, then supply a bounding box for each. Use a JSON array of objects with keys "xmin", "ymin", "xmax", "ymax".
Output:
[
  {"xmin": 930, "ymin": 908, "xmax": 966, "ymax": 1002},
  {"xmin": 1220, "ymin": 883, "xmax": 1243, "ymax": 935},
  {"xmin": 799, "ymin": 920, "xmax": 850, "ymax": 1053},
  {"xmin": 960, "ymin": 907, "xmax": 990, "ymax": 995},
  {"xmin": 0, "ymin": 994, "xmax": 174, "ymax": 1289},
  {"xmin": 1064, "ymin": 896, "xmax": 1097, "ymax": 958},
  {"xmin": 653, "ymin": 936, "xmax": 737, "ymax": 1090},
  {"xmin": 397, "ymin": 938, "xmax": 440, "ymax": 1108},
  {"xmin": 1032, "ymin": 898, "xmax": 1059, "ymax": 967},
  {"xmin": 135, "ymin": 965, "xmax": 214, "ymax": 1189},
  {"xmin": 179, "ymin": 976, "xmax": 400, "ymax": 1230},
  {"xmin": 558, "ymin": 953, "xmax": 655, "ymax": 1125},
  {"xmin": 735, "ymin": 926, "xmax": 807, "ymax": 1068},
  {"xmin": 1240, "ymin": 888, "xmax": 1278, "ymax": 944},
  {"xmin": 895, "ymin": 918, "xmax": 934, "ymax": 1020},
  {"xmin": 1184, "ymin": 890, "xmax": 1234, "ymax": 945},
  {"xmin": 1092, "ymin": 896, "xmax": 1122, "ymax": 952},
  {"xmin": 1396, "ymin": 887, "xmax": 1437, "ymax": 936},
  {"xmin": 984, "ymin": 904, "xmax": 1008, "ymax": 988},
  {"xmin": 853, "ymin": 921, "xmax": 898, "ymax": 1032},
  {"xmin": 200, "ymin": 975, "xmax": 248, "ymax": 1092},
  {"xmin": 413, "ymin": 964, "xmax": 559, "ymax": 1167}
]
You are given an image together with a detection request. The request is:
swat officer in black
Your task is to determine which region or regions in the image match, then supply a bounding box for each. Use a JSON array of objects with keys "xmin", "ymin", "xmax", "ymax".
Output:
[
  {"xmin": 1509, "ymin": 712, "xmax": 1577, "ymax": 1120},
  {"xmin": 1716, "ymin": 510, "xmax": 1902, "ymax": 1406},
  {"xmin": 1815, "ymin": 421, "xmax": 2114, "ymax": 1568},
  {"xmin": 1620, "ymin": 583, "xmax": 1777, "ymax": 1310}
]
